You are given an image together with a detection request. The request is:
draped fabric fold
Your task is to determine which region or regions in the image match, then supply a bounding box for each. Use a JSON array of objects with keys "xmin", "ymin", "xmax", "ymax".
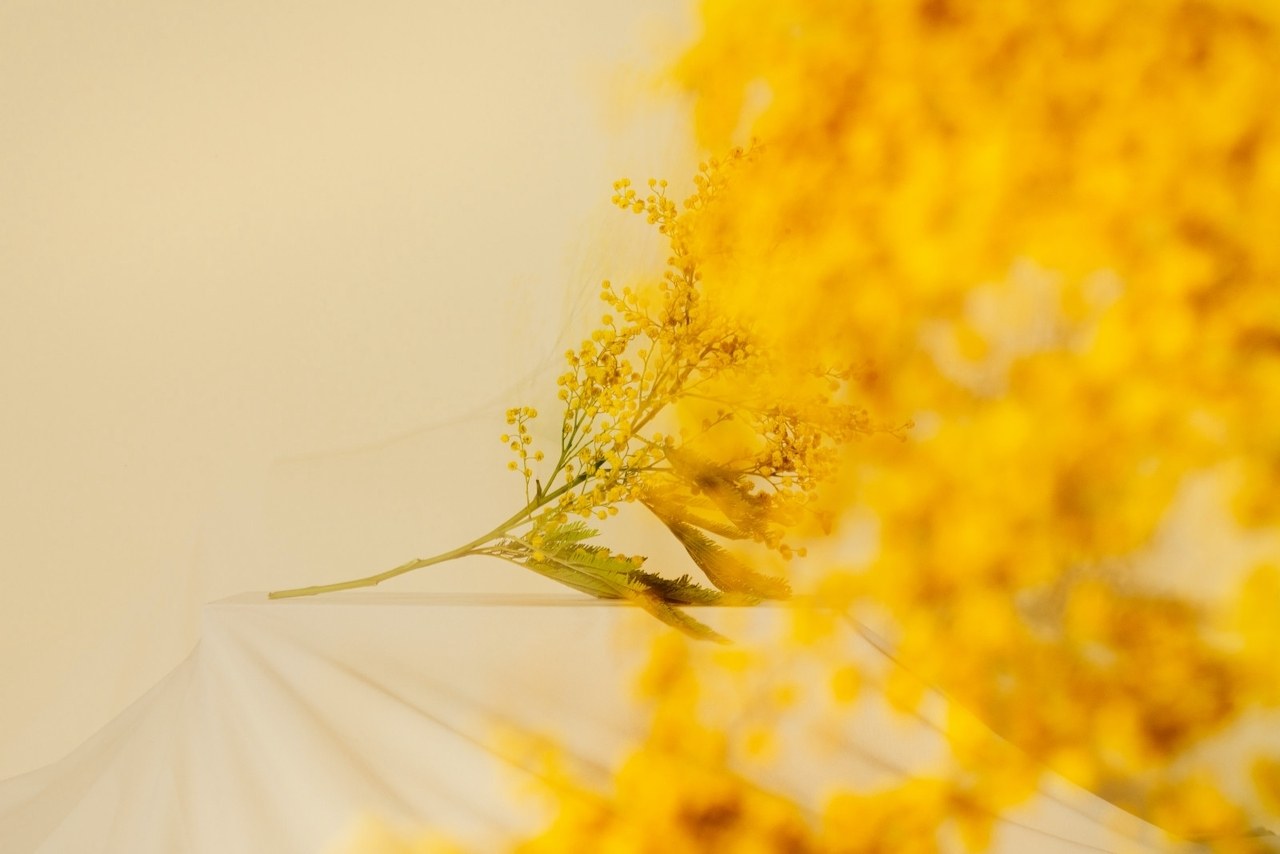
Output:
[{"xmin": 1, "ymin": 594, "xmax": 1181, "ymax": 853}]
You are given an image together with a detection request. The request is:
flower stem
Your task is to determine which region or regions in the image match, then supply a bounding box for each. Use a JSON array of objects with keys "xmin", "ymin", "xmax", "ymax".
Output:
[
  {"xmin": 266, "ymin": 543, "xmax": 483, "ymax": 598},
  {"xmin": 266, "ymin": 474, "xmax": 590, "ymax": 599}
]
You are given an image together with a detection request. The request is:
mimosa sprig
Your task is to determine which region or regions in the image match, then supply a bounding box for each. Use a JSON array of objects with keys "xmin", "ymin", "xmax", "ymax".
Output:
[{"xmin": 269, "ymin": 149, "xmax": 875, "ymax": 641}]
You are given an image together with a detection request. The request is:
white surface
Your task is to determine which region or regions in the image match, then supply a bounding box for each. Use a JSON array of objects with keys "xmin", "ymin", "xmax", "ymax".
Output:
[{"xmin": 0, "ymin": 595, "xmax": 1189, "ymax": 853}]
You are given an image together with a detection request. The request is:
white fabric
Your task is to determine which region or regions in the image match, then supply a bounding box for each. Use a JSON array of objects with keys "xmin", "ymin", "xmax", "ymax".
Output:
[{"xmin": 1, "ymin": 594, "xmax": 1188, "ymax": 853}]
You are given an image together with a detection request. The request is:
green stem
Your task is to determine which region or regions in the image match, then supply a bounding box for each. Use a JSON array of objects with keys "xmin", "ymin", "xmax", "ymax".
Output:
[
  {"xmin": 267, "ymin": 542, "xmax": 484, "ymax": 599},
  {"xmin": 267, "ymin": 473, "xmax": 590, "ymax": 600}
]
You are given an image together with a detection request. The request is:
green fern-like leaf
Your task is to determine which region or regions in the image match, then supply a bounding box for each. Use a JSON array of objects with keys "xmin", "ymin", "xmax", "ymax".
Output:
[
  {"xmin": 529, "ymin": 549, "xmax": 728, "ymax": 643},
  {"xmin": 664, "ymin": 520, "xmax": 791, "ymax": 600},
  {"xmin": 523, "ymin": 557, "xmax": 626, "ymax": 599},
  {"xmin": 665, "ymin": 447, "xmax": 770, "ymax": 538},
  {"xmin": 643, "ymin": 488, "xmax": 750, "ymax": 540},
  {"xmin": 539, "ymin": 520, "xmax": 599, "ymax": 549},
  {"xmin": 626, "ymin": 588, "xmax": 729, "ymax": 644},
  {"xmin": 628, "ymin": 569, "xmax": 733, "ymax": 605},
  {"xmin": 559, "ymin": 543, "xmax": 643, "ymax": 578}
]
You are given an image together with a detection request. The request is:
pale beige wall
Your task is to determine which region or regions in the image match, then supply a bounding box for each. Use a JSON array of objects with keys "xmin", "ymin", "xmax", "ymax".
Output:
[{"xmin": 0, "ymin": 0, "xmax": 694, "ymax": 778}]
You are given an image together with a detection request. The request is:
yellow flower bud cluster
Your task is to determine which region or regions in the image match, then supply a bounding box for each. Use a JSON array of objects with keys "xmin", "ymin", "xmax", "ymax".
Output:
[
  {"xmin": 673, "ymin": 0, "xmax": 1280, "ymax": 840},
  {"xmin": 501, "ymin": 406, "xmax": 541, "ymax": 500},
  {"xmin": 598, "ymin": 152, "xmax": 880, "ymax": 561},
  {"xmin": 502, "ymin": 150, "xmax": 877, "ymax": 571}
]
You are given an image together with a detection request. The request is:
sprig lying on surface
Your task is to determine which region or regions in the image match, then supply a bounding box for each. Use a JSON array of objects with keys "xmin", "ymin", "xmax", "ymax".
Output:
[{"xmin": 269, "ymin": 150, "xmax": 874, "ymax": 640}]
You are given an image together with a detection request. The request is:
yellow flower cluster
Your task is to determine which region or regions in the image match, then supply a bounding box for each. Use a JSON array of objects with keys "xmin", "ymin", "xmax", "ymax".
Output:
[
  {"xmin": 351, "ymin": 630, "xmax": 1101, "ymax": 854},
  {"xmin": 476, "ymin": 148, "xmax": 879, "ymax": 633},
  {"xmin": 501, "ymin": 407, "xmax": 543, "ymax": 499},
  {"xmin": 541, "ymin": 151, "xmax": 871, "ymax": 537},
  {"xmin": 514, "ymin": 705, "xmax": 819, "ymax": 853},
  {"xmin": 671, "ymin": 0, "xmax": 1280, "ymax": 842}
]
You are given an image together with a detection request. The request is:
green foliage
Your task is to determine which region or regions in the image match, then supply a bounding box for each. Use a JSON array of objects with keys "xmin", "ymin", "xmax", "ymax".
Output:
[
  {"xmin": 626, "ymin": 569, "xmax": 738, "ymax": 605},
  {"xmin": 539, "ymin": 521, "xmax": 599, "ymax": 550}
]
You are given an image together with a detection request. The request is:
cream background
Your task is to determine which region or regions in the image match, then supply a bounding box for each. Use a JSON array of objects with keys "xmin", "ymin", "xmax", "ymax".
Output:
[{"xmin": 0, "ymin": 0, "xmax": 694, "ymax": 779}]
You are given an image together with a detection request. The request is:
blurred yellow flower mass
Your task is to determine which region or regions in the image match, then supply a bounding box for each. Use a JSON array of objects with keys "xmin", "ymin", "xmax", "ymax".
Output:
[
  {"xmin": 349, "ymin": 0, "xmax": 1280, "ymax": 850},
  {"xmin": 674, "ymin": 0, "xmax": 1280, "ymax": 839}
]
